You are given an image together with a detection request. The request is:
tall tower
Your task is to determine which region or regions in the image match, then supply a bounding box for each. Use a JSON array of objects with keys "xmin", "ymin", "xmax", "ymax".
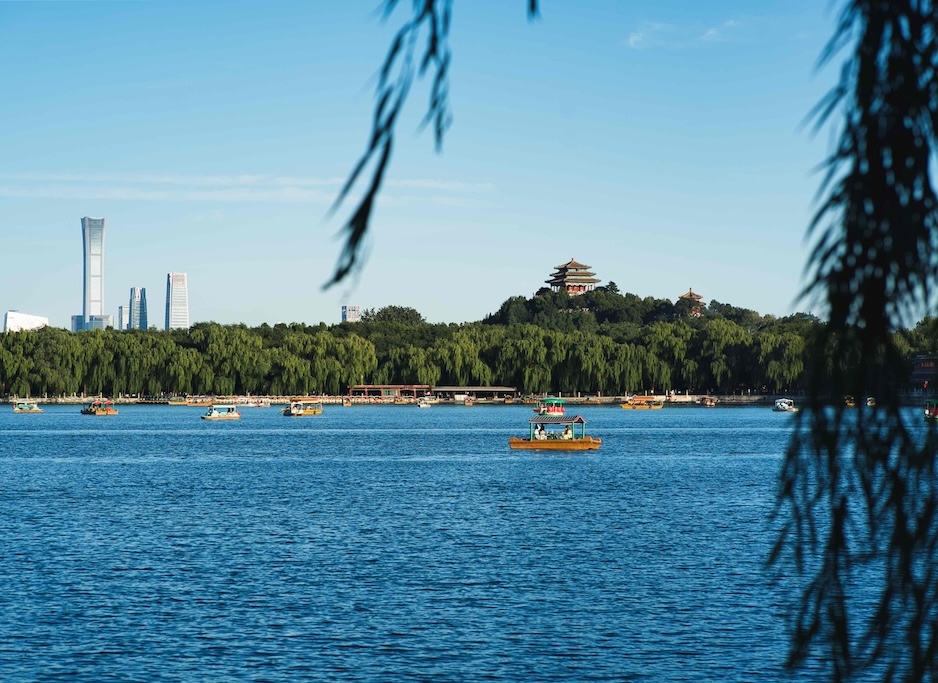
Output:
[
  {"xmin": 81, "ymin": 216, "xmax": 106, "ymax": 326},
  {"xmin": 129, "ymin": 287, "xmax": 148, "ymax": 330},
  {"xmin": 165, "ymin": 273, "xmax": 189, "ymax": 330}
]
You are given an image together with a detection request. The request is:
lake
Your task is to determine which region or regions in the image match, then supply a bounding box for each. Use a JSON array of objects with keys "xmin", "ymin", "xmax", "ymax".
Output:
[{"xmin": 0, "ymin": 403, "xmax": 853, "ymax": 681}]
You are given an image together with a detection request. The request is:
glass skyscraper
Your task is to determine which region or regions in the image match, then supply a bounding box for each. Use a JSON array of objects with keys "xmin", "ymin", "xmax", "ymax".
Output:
[
  {"xmin": 73, "ymin": 217, "xmax": 112, "ymax": 332},
  {"xmin": 165, "ymin": 272, "xmax": 189, "ymax": 330},
  {"xmin": 82, "ymin": 217, "xmax": 105, "ymax": 320},
  {"xmin": 129, "ymin": 287, "xmax": 148, "ymax": 330}
]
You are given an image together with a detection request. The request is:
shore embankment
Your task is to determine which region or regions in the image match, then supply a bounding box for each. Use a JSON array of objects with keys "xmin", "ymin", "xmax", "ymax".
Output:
[{"xmin": 4, "ymin": 393, "xmax": 931, "ymax": 407}]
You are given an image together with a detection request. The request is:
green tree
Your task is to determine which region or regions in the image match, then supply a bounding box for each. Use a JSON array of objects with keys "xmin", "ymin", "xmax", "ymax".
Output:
[{"xmin": 338, "ymin": 3, "xmax": 938, "ymax": 679}]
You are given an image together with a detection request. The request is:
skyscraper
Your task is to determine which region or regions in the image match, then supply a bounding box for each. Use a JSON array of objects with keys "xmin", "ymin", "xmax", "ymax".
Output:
[
  {"xmin": 82, "ymin": 217, "xmax": 105, "ymax": 320},
  {"xmin": 129, "ymin": 287, "xmax": 148, "ymax": 330},
  {"xmin": 165, "ymin": 273, "xmax": 189, "ymax": 330},
  {"xmin": 72, "ymin": 217, "xmax": 112, "ymax": 332}
]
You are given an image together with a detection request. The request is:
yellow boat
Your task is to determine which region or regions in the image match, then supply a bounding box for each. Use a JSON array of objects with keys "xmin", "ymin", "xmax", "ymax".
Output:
[
  {"xmin": 509, "ymin": 414, "xmax": 602, "ymax": 451},
  {"xmin": 282, "ymin": 399, "xmax": 324, "ymax": 416},
  {"xmin": 620, "ymin": 396, "xmax": 664, "ymax": 410},
  {"xmin": 81, "ymin": 399, "xmax": 118, "ymax": 416}
]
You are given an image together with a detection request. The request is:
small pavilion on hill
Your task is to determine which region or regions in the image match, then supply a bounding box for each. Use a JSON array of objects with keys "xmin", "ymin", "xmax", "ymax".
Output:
[
  {"xmin": 678, "ymin": 288, "xmax": 706, "ymax": 317},
  {"xmin": 545, "ymin": 258, "xmax": 600, "ymax": 296}
]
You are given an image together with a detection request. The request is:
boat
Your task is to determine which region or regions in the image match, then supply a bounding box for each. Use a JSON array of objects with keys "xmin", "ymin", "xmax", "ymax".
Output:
[
  {"xmin": 80, "ymin": 399, "xmax": 118, "ymax": 416},
  {"xmin": 237, "ymin": 397, "xmax": 271, "ymax": 408},
  {"xmin": 416, "ymin": 397, "xmax": 432, "ymax": 408},
  {"xmin": 844, "ymin": 395, "xmax": 857, "ymax": 407},
  {"xmin": 282, "ymin": 399, "xmax": 323, "ymax": 416},
  {"xmin": 509, "ymin": 414, "xmax": 602, "ymax": 451},
  {"xmin": 866, "ymin": 396, "xmax": 876, "ymax": 407},
  {"xmin": 925, "ymin": 400, "xmax": 938, "ymax": 422},
  {"xmin": 342, "ymin": 397, "xmax": 352, "ymax": 407},
  {"xmin": 698, "ymin": 396, "xmax": 718, "ymax": 407},
  {"xmin": 533, "ymin": 397, "xmax": 566, "ymax": 415},
  {"xmin": 773, "ymin": 398, "xmax": 798, "ymax": 413},
  {"xmin": 464, "ymin": 398, "xmax": 475, "ymax": 407},
  {"xmin": 12, "ymin": 401, "xmax": 43, "ymax": 413},
  {"xmin": 620, "ymin": 396, "xmax": 664, "ymax": 410},
  {"xmin": 201, "ymin": 404, "xmax": 241, "ymax": 421}
]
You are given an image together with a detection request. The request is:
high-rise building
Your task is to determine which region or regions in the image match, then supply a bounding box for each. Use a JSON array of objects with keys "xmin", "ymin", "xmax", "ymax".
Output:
[
  {"xmin": 117, "ymin": 306, "xmax": 126, "ymax": 331},
  {"xmin": 81, "ymin": 217, "xmax": 106, "ymax": 322},
  {"xmin": 165, "ymin": 272, "xmax": 189, "ymax": 330},
  {"xmin": 341, "ymin": 305, "xmax": 361, "ymax": 323},
  {"xmin": 129, "ymin": 287, "xmax": 148, "ymax": 330}
]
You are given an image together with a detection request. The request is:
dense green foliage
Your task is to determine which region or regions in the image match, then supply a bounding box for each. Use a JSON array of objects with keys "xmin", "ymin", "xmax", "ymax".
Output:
[{"xmin": 2, "ymin": 291, "xmax": 925, "ymax": 399}]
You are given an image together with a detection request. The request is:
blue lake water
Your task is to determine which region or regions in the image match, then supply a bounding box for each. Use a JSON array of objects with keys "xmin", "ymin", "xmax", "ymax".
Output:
[{"xmin": 0, "ymin": 403, "xmax": 870, "ymax": 681}]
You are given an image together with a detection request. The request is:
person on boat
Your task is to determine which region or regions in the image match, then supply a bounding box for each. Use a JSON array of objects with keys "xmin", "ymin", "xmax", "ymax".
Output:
[
  {"xmin": 562, "ymin": 425, "xmax": 573, "ymax": 440},
  {"xmin": 535, "ymin": 425, "xmax": 547, "ymax": 440}
]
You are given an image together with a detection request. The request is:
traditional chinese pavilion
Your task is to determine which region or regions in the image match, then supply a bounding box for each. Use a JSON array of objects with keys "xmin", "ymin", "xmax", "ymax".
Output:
[
  {"xmin": 545, "ymin": 258, "xmax": 600, "ymax": 296},
  {"xmin": 678, "ymin": 288, "xmax": 705, "ymax": 317}
]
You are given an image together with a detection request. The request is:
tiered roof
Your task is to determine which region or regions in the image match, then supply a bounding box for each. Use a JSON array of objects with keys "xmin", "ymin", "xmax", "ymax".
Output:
[
  {"xmin": 677, "ymin": 288, "xmax": 706, "ymax": 317},
  {"xmin": 546, "ymin": 258, "xmax": 600, "ymax": 295}
]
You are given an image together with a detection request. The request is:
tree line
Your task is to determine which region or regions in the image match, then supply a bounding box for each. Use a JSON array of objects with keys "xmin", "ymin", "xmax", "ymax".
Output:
[{"xmin": 2, "ymin": 286, "xmax": 934, "ymax": 399}]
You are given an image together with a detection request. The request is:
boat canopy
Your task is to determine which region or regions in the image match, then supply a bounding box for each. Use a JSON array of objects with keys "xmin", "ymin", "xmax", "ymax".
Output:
[{"xmin": 528, "ymin": 414, "xmax": 586, "ymax": 425}]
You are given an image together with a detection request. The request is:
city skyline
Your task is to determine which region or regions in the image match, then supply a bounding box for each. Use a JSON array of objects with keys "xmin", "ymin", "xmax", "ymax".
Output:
[{"xmin": 2, "ymin": 2, "xmax": 834, "ymax": 329}]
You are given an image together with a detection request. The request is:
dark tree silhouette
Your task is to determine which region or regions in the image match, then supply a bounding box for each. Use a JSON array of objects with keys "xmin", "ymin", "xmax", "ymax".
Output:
[
  {"xmin": 342, "ymin": 2, "xmax": 938, "ymax": 678},
  {"xmin": 327, "ymin": 0, "xmax": 539, "ymax": 288},
  {"xmin": 771, "ymin": 1, "xmax": 938, "ymax": 681}
]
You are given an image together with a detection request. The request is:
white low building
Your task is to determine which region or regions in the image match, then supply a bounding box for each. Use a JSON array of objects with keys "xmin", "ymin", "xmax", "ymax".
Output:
[{"xmin": 3, "ymin": 311, "xmax": 49, "ymax": 333}]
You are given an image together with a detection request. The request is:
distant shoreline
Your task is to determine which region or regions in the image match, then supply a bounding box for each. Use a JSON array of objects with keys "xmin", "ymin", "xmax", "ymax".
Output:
[{"xmin": 5, "ymin": 394, "xmax": 932, "ymax": 407}]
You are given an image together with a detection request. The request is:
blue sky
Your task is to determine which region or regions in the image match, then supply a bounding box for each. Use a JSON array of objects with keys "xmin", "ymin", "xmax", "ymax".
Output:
[{"xmin": 0, "ymin": 0, "xmax": 837, "ymax": 328}]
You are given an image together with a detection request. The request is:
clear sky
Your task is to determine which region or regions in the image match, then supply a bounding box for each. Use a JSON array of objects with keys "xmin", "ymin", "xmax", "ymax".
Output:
[{"xmin": 0, "ymin": 0, "xmax": 837, "ymax": 328}]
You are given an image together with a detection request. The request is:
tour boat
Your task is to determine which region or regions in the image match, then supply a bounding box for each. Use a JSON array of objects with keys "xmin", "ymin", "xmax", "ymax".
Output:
[
  {"xmin": 773, "ymin": 398, "xmax": 798, "ymax": 413},
  {"xmin": 342, "ymin": 397, "xmax": 352, "ymax": 407},
  {"xmin": 533, "ymin": 397, "xmax": 566, "ymax": 415},
  {"xmin": 12, "ymin": 401, "xmax": 43, "ymax": 413},
  {"xmin": 416, "ymin": 397, "xmax": 432, "ymax": 408},
  {"xmin": 282, "ymin": 399, "xmax": 323, "ymax": 416},
  {"xmin": 698, "ymin": 396, "xmax": 718, "ymax": 407},
  {"xmin": 508, "ymin": 414, "xmax": 602, "ymax": 451},
  {"xmin": 201, "ymin": 404, "xmax": 241, "ymax": 421},
  {"xmin": 620, "ymin": 396, "xmax": 664, "ymax": 410},
  {"xmin": 81, "ymin": 399, "xmax": 118, "ymax": 416}
]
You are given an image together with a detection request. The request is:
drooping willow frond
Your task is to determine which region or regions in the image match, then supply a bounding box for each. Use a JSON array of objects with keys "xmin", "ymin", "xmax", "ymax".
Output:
[
  {"xmin": 773, "ymin": 1, "xmax": 938, "ymax": 680},
  {"xmin": 326, "ymin": 0, "xmax": 539, "ymax": 288}
]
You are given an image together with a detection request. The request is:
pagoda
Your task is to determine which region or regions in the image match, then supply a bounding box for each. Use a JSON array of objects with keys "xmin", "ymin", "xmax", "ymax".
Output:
[
  {"xmin": 545, "ymin": 258, "xmax": 600, "ymax": 296},
  {"xmin": 678, "ymin": 288, "xmax": 705, "ymax": 317}
]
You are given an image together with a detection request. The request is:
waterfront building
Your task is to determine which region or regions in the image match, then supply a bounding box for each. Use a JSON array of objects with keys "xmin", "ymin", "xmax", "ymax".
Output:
[
  {"xmin": 2, "ymin": 311, "xmax": 49, "ymax": 333},
  {"xmin": 545, "ymin": 258, "xmax": 600, "ymax": 296},
  {"xmin": 342, "ymin": 305, "xmax": 361, "ymax": 323},
  {"xmin": 129, "ymin": 287, "xmax": 148, "ymax": 330},
  {"xmin": 165, "ymin": 272, "xmax": 190, "ymax": 330},
  {"xmin": 677, "ymin": 288, "xmax": 706, "ymax": 318}
]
